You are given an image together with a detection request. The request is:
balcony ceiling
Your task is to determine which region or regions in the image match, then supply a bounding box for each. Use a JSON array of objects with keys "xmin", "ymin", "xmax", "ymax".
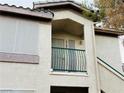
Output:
[{"xmin": 52, "ymin": 19, "xmax": 84, "ymax": 37}]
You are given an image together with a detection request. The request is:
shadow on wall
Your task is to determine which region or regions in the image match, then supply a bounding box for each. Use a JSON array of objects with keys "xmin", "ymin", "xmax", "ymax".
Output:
[{"xmin": 122, "ymin": 63, "xmax": 124, "ymax": 72}]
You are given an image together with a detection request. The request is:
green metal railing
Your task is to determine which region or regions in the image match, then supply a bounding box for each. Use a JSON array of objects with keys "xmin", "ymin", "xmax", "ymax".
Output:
[
  {"xmin": 52, "ymin": 47, "xmax": 87, "ymax": 72},
  {"xmin": 97, "ymin": 57, "xmax": 124, "ymax": 77}
]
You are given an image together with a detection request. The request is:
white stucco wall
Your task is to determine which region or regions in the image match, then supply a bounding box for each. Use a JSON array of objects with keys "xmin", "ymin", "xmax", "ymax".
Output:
[
  {"xmin": 0, "ymin": 9, "xmax": 100, "ymax": 93},
  {"xmin": 95, "ymin": 35, "xmax": 122, "ymax": 72},
  {"xmin": 98, "ymin": 63, "xmax": 124, "ymax": 93},
  {"xmin": 52, "ymin": 9, "xmax": 100, "ymax": 93},
  {"xmin": 0, "ymin": 16, "xmax": 51, "ymax": 93}
]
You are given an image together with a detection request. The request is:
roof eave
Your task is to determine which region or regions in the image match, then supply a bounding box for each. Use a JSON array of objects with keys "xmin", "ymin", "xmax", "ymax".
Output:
[
  {"xmin": 33, "ymin": 1, "xmax": 96, "ymax": 22},
  {"xmin": 0, "ymin": 4, "xmax": 53, "ymax": 21},
  {"xmin": 95, "ymin": 27, "xmax": 124, "ymax": 37},
  {"xmin": 33, "ymin": 1, "xmax": 88, "ymax": 13}
]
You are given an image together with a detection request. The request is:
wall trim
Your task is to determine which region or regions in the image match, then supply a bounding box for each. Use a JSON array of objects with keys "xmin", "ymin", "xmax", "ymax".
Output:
[
  {"xmin": 0, "ymin": 52, "xmax": 39, "ymax": 64},
  {"xmin": 49, "ymin": 70, "xmax": 88, "ymax": 77}
]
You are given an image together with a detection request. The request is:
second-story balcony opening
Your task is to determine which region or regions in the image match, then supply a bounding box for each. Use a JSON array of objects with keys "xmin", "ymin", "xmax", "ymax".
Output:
[{"xmin": 51, "ymin": 19, "xmax": 87, "ymax": 72}]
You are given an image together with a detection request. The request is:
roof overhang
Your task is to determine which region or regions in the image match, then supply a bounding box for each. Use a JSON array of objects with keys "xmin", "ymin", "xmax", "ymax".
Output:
[
  {"xmin": 95, "ymin": 28, "xmax": 124, "ymax": 37},
  {"xmin": 0, "ymin": 4, "xmax": 53, "ymax": 21},
  {"xmin": 33, "ymin": 1, "xmax": 88, "ymax": 14},
  {"xmin": 0, "ymin": 2, "xmax": 123, "ymax": 37}
]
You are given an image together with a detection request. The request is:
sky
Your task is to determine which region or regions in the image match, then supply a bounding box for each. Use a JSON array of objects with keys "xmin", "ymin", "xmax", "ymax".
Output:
[{"xmin": 0, "ymin": 0, "xmax": 94, "ymax": 8}]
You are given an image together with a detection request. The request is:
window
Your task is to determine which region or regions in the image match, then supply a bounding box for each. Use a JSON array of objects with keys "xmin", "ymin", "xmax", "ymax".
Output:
[{"xmin": 0, "ymin": 16, "xmax": 39, "ymax": 64}]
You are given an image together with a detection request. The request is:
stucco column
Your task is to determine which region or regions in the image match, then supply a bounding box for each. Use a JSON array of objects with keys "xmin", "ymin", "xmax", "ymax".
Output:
[{"xmin": 84, "ymin": 22, "xmax": 101, "ymax": 93}]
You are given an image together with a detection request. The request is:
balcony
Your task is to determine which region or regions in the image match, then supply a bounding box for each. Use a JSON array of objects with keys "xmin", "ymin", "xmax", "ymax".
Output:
[{"xmin": 52, "ymin": 47, "xmax": 87, "ymax": 72}]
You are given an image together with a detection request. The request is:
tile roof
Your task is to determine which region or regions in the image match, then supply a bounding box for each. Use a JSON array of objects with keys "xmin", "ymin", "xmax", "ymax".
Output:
[
  {"xmin": 33, "ymin": 0, "xmax": 89, "ymax": 13},
  {"xmin": 34, "ymin": 0, "xmax": 82, "ymax": 6},
  {"xmin": 0, "ymin": 3, "xmax": 53, "ymax": 21}
]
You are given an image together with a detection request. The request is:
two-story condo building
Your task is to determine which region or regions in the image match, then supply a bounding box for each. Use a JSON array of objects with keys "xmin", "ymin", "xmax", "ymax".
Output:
[{"xmin": 0, "ymin": 1, "xmax": 124, "ymax": 93}]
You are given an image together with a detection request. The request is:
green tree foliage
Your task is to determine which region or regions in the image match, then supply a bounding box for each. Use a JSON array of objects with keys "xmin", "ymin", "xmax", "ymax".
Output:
[{"xmin": 81, "ymin": 0, "xmax": 106, "ymax": 22}]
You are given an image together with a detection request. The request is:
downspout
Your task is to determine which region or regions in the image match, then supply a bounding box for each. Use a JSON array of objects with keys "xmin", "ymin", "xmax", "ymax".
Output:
[{"xmin": 91, "ymin": 23, "xmax": 101, "ymax": 93}]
